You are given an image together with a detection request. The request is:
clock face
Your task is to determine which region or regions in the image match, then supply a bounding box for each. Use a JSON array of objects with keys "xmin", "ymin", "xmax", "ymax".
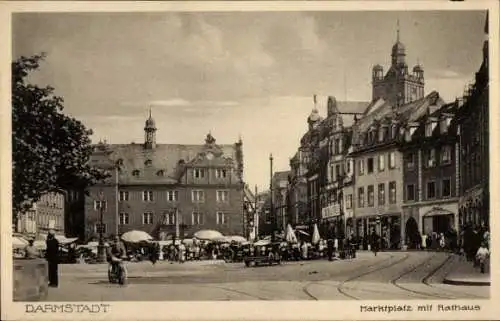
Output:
[{"xmin": 206, "ymin": 152, "xmax": 214, "ymax": 160}]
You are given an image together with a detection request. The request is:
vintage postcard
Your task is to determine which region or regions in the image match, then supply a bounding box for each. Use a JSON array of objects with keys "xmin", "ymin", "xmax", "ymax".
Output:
[{"xmin": 1, "ymin": 1, "xmax": 498, "ymax": 320}]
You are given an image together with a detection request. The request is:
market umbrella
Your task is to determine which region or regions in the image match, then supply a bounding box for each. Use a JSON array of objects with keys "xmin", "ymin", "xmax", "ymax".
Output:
[
  {"xmin": 227, "ymin": 235, "xmax": 247, "ymax": 243},
  {"xmin": 254, "ymin": 239, "xmax": 271, "ymax": 246},
  {"xmin": 296, "ymin": 230, "xmax": 310, "ymax": 236},
  {"xmin": 33, "ymin": 240, "xmax": 46, "ymax": 250},
  {"xmin": 312, "ymin": 224, "xmax": 321, "ymax": 245},
  {"xmin": 12, "ymin": 236, "xmax": 28, "ymax": 249},
  {"xmin": 193, "ymin": 230, "xmax": 224, "ymax": 241},
  {"xmin": 213, "ymin": 236, "xmax": 230, "ymax": 243},
  {"xmin": 285, "ymin": 224, "xmax": 298, "ymax": 243},
  {"xmin": 121, "ymin": 230, "xmax": 153, "ymax": 243}
]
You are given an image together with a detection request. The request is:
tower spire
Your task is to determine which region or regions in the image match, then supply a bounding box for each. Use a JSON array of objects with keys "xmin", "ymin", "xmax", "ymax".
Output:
[
  {"xmin": 149, "ymin": 106, "xmax": 152, "ymax": 118},
  {"xmin": 397, "ymin": 19, "xmax": 400, "ymax": 42}
]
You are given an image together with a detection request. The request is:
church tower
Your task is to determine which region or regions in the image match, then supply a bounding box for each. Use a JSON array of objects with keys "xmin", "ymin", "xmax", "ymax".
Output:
[
  {"xmin": 371, "ymin": 20, "xmax": 425, "ymax": 106},
  {"xmin": 144, "ymin": 108, "xmax": 157, "ymax": 149}
]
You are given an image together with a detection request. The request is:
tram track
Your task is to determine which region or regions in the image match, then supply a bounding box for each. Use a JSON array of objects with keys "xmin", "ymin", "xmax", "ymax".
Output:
[
  {"xmin": 390, "ymin": 253, "xmax": 452, "ymax": 299},
  {"xmin": 302, "ymin": 253, "xmax": 406, "ymax": 300},
  {"xmin": 336, "ymin": 253, "xmax": 411, "ymax": 300}
]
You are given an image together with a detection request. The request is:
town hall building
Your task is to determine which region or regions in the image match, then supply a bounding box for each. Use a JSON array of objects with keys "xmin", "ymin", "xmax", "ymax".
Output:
[{"xmin": 84, "ymin": 111, "xmax": 246, "ymax": 241}]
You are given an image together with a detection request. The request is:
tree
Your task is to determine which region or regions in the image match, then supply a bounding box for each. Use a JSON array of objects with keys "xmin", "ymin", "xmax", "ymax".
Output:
[{"xmin": 12, "ymin": 53, "xmax": 110, "ymax": 224}]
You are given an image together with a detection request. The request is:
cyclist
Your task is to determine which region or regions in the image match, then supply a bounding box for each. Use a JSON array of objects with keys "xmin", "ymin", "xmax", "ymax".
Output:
[{"xmin": 107, "ymin": 235, "xmax": 127, "ymax": 280}]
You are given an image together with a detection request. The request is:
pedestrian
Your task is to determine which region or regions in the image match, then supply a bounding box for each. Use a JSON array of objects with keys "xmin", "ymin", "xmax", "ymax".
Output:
[
  {"xmin": 150, "ymin": 242, "xmax": 159, "ymax": 265},
  {"xmin": 475, "ymin": 242, "xmax": 489, "ymax": 274},
  {"xmin": 371, "ymin": 231, "xmax": 380, "ymax": 256},
  {"xmin": 421, "ymin": 233, "xmax": 427, "ymax": 250},
  {"xmin": 348, "ymin": 233, "xmax": 357, "ymax": 259},
  {"xmin": 439, "ymin": 233, "xmax": 446, "ymax": 251},
  {"xmin": 333, "ymin": 237, "xmax": 338, "ymax": 258},
  {"xmin": 472, "ymin": 227, "xmax": 480, "ymax": 267},
  {"xmin": 45, "ymin": 230, "xmax": 60, "ymax": 287},
  {"xmin": 24, "ymin": 239, "xmax": 39, "ymax": 259},
  {"xmin": 178, "ymin": 242, "xmax": 186, "ymax": 263}
]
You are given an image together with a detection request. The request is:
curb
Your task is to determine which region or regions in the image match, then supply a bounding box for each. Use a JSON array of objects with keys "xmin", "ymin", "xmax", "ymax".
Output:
[{"xmin": 442, "ymin": 278, "xmax": 490, "ymax": 286}]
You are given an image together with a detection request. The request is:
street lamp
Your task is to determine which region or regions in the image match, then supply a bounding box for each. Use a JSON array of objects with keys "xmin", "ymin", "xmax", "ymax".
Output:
[
  {"xmin": 97, "ymin": 191, "xmax": 107, "ymax": 263},
  {"xmin": 269, "ymin": 153, "xmax": 275, "ymax": 242}
]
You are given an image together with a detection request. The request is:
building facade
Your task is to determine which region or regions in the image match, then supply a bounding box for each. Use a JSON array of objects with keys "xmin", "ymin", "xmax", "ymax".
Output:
[
  {"xmin": 17, "ymin": 191, "xmax": 66, "ymax": 237},
  {"xmin": 287, "ymin": 96, "xmax": 365, "ymax": 238},
  {"xmin": 349, "ymin": 27, "xmax": 449, "ymax": 249},
  {"xmin": 288, "ymin": 148, "xmax": 311, "ymax": 227},
  {"xmin": 457, "ymin": 14, "xmax": 489, "ymax": 232},
  {"xmin": 272, "ymin": 171, "xmax": 291, "ymax": 232},
  {"xmin": 399, "ymin": 102, "xmax": 460, "ymax": 248},
  {"xmin": 85, "ymin": 113, "xmax": 245, "ymax": 241}
]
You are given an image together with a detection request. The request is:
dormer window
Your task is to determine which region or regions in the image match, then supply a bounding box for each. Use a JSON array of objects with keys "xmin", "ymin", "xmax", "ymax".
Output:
[
  {"xmin": 368, "ymin": 129, "xmax": 375, "ymax": 143},
  {"xmin": 132, "ymin": 170, "xmax": 140, "ymax": 177},
  {"xmin": 193, "ymin": 168, "xmax": 205, "ymax": 179},
  {"xmin": 157, "ymin": 170, "xmax": 165, "ymax": 177},
  {"xmin": 379, "ymin": 126, "xmax": 389, "ymax": 142},
  {"xmin": 440, "ymin": 117, "xmax": 451, "ymax": 134},
  {"xmin": 425, "ymin": 123, "xmax": 433, "ymax": 137},
  {"xmin": 405, "ymin": 129, "xmax": 411, "ymax": 142},
  {"xmin": 391, "ymin": 124, "xmax": 398, "ymax": 139},
  {"xmin": 425, "ymin": 120, "xmax": 437, "ymax": 137},
  {"xmin": 145, "ymin": 159, "xmax": 152, "ymax": 166}
]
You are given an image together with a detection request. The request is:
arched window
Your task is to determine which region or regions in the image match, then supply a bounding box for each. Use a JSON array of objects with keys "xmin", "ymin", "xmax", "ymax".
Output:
[
  {"xmin": 157, "ymin": 170, "xmax": 165, "ymax": 177},
  {"xmin": 116, "ymin": 158, "xmax": 124, "ymax": 166},
  {"xmin": 144, "ymin": 159, "xmax": 153, "ymax": 166},
  {"xmin": 132, "ymin": 170, "xmax": 140, "ymax": 177}
]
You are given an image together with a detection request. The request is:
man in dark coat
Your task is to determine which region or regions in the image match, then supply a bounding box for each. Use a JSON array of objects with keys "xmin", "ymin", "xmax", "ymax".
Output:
[{"xmin": 45, "ymin": 230, "xmax": 60, "ymax": 287}]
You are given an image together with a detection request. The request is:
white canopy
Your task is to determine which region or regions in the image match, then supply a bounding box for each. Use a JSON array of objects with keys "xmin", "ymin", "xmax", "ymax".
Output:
[
  {"xmin": 296, "ymin": 230, "xmax": 310, "ymax": 236},
  {"xmin": 285, "ymin": 224, "xmax": 298, "ymax": 244},
  {"xmin": 227, "ymin": 235, "xmax": 248, "ymax": 243},
  {"xmin": 121, "ymin": 230, "xmax": 153, "ymax": 243},
  {"xmin": 312, "ymin": 224, "xmax": 321, "ymax": 245},
  {"xmin": 12, "ymin": 236, "xmax": 29, "ymax": 249},
  {"xmin": 33, "ymin": 240, "xmax": 46, "ymax": 250},
  {"xmin": 254, "ymin": 239, "xmax": 271, "ymax": 246},
  {"xmin": 193, "ymin": 230, "xmax": 224, "ymax": 241},
  {"xmin": 157, "ymin": 239, "xmax": 194, "ymax": 246}
]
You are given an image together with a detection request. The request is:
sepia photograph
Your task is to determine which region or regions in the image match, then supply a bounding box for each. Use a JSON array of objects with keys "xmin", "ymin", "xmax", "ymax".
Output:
[{"xmin": 1, "ymin": 1, "xmax": 498, "ymax": 320}]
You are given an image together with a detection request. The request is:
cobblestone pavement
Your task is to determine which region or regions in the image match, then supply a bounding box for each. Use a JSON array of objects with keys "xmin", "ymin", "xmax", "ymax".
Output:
[{"xmin": 45, "ymin": 251, "xmax": 490, "ymax": 301}]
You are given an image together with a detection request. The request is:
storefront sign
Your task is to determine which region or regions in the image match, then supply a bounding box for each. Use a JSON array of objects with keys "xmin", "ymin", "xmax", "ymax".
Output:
[{"xmin": 321, "ymin": 204, "xmax": 340, "ymax": 219}]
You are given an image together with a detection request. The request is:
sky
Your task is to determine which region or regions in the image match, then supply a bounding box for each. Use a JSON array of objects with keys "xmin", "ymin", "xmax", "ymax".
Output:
[{"xmin": 12, "ymin": 10, "xmax": 487, "ymax": 191}]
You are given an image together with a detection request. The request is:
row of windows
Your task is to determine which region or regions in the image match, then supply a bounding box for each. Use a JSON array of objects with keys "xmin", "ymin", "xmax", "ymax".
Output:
[
  {"xmin": 117, "ymin": 211, "xmax": 229, "ymax": 226},
  {"xmin": 405, "ymin": 179, "xmax": 452, "ymax": 201},
  {"xmin": 404, "ymin": 146, "xmax": 452, "ymax": 170},
  {"xmin": 113, "ymin": 190, "xmax": 230, "ymax": 204},
  {"xmin": 358, "ymin": 152, "xmax": 396, "ymax": 175},
  {"xmin": 357, "ymin": 182, "xmax": 397, "ymax": 208},
  {"xmin": 328, "ymin": 138, "xmax": 343, "ymax": 156},
  {"xmin": 130, "ymin": 168, "xmax": 229, "ymax": 179},
  {"xmin": 363, "ymin": 124, "xmax": 398, "ymax": 146},
  {"xmin": 36, "ymin": 214, "xmax": 62, "ymax": 229},
  {"xmin": 39, "ymin": 193, "xmax": 65, "ymax": 209}
]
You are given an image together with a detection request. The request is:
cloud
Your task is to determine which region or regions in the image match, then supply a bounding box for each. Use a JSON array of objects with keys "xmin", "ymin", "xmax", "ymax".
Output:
[
  {"xmin": 426, "ymin": 77, "xmax": 471, "ymax": 102},
  {"xmin": 150, "ymin": 99, "xmax": 192, "ymax": 107},
  {"xmin": 427, "ymin": 69, "xmax": 463, "ymax": 79}
]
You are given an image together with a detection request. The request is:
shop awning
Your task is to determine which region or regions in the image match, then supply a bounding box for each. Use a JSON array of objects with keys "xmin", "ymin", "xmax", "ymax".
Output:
[
  {"xmin": 423, "ymin": 207, "xmax": 454, "ymax": 217},
  {"xmin": 459, "ymin": 186, "xmax": 484, "ymax": 206}
]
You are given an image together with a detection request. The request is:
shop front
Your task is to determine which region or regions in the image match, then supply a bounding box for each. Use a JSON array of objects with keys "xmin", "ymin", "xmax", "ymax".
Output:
[
  {"xmin": 355, "ymin": 214, "xmax": 401, "ymax": 250},
  {"xmin": 458, "ymin": 186, "xmax": 488, "ymax": 232},
  {"xmin": 320, "ymin": 203, "xmax": 343, "ymax": 240},
  {"xmin": 420, "ymin": 205, "xmax": 457, "ymax": 236}
]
